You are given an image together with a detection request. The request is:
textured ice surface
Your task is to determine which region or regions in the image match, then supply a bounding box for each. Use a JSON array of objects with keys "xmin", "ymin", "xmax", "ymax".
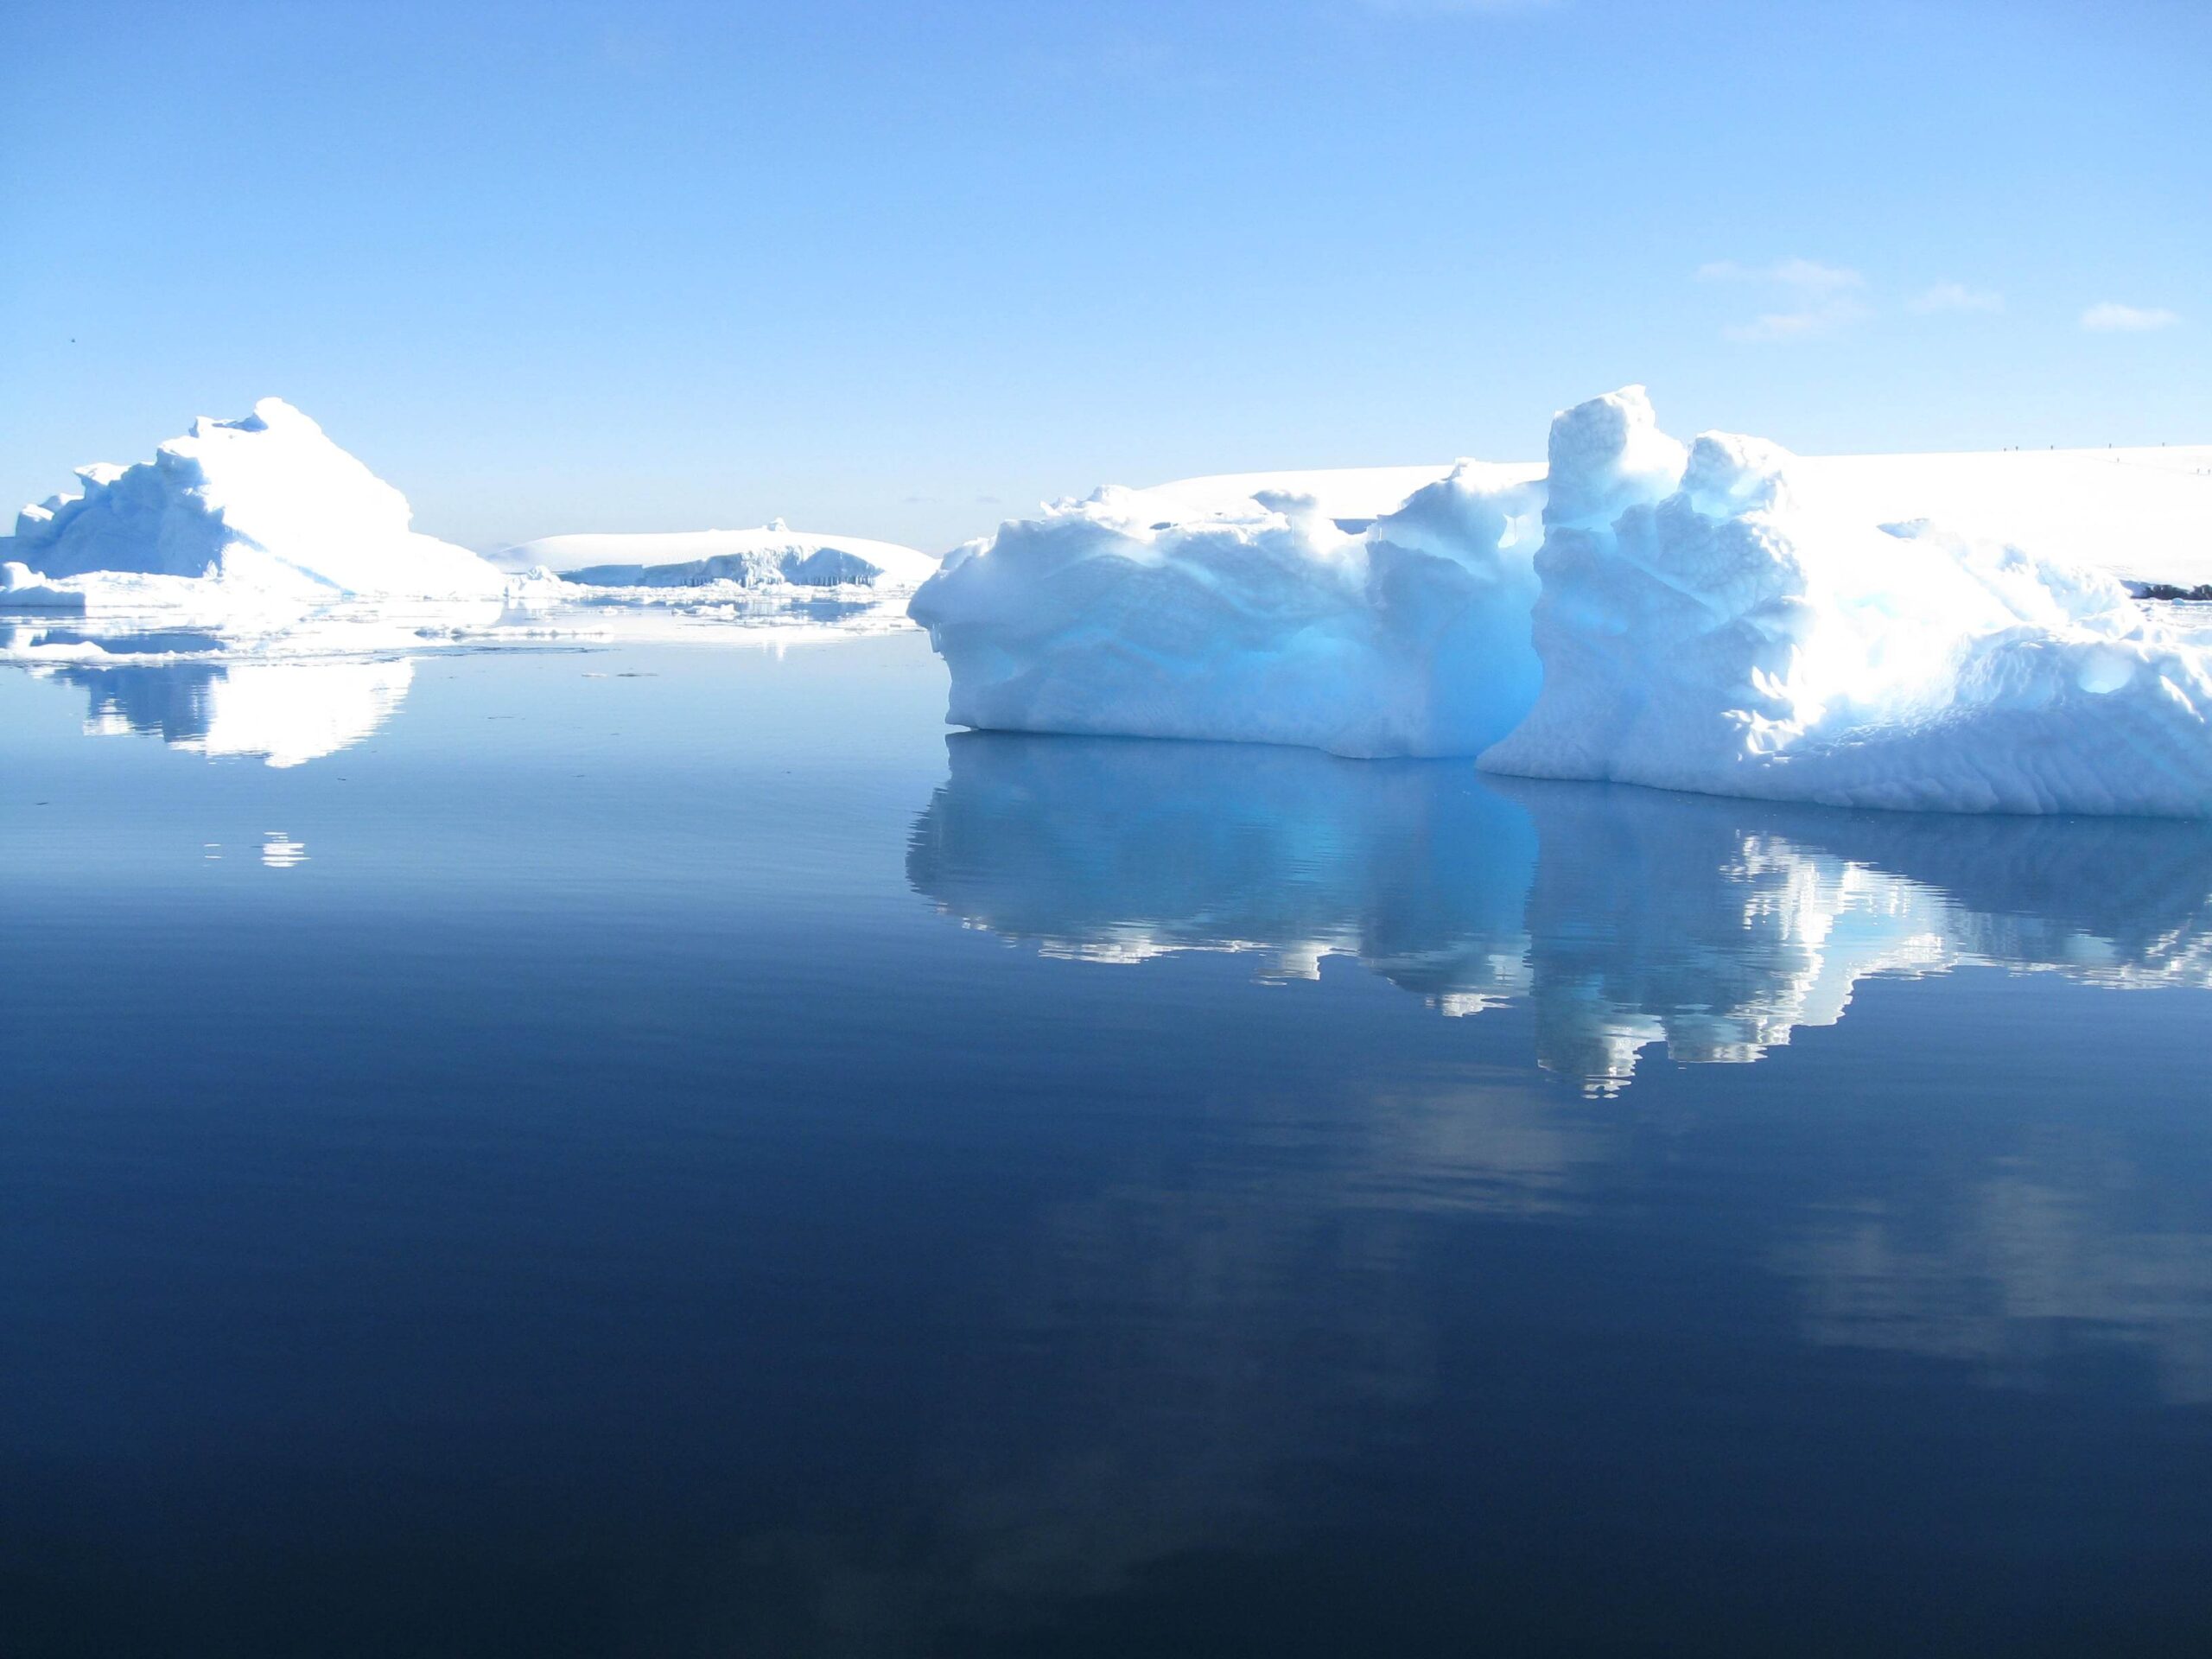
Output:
[
  {"xmin": 1481, "ymin": 391, "xmax": 2212, "ymax": 817},
  {"xmin": 917, "ymin": 388, "xmax": 2212, "ymax": 816},
  {"xmin": 509, "ymin": 525, "xmax": 937, "ymax": 590},
  {"xmin": 909, "ymin": 464, "xmax": 1545, "ymax": 756},
  {"xmin": 2, "ymin": 399, "xmax": 504, "ymax": 600}
]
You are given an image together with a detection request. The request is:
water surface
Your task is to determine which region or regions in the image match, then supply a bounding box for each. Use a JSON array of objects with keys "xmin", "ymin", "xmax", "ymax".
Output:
[{"xmin": 4, "ymin": 630, "xmax": 2210, "ymax": 1656}]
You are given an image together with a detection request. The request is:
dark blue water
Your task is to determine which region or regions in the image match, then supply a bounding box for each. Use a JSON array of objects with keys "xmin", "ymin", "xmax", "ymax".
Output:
[{"xmin": 4, "ymin": 631, "xmax": 2212, "ymax": 1656}]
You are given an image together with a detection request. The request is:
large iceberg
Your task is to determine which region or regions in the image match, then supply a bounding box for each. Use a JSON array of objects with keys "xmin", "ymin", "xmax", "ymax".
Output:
[
  {"xmin": 908, "ymin": 464, "xmax": 1545, "ymax": 756},
  {"xmin": 1, "ymin": 399, "xmax": 504, "ymax": 601},
  {"xmin": 508, "ymin": 525, "xmax": 937, "ymax": 591},
  {"xmin": 912, "ymin": 389, "xmax": 2212, "ymax": 817}
]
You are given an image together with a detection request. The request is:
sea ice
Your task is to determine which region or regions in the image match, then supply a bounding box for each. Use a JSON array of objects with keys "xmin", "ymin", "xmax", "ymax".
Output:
[
  {"xmin": 1, "ymin": 399, "xmax": 505, "ymax": 601},
  {"xmin": 1, "ymin": 561, "xmax": 87, "ymax": 613}
]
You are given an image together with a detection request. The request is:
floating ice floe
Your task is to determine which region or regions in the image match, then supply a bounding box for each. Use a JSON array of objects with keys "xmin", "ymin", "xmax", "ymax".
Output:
[
  {"xmin": 505, "ymin": 524, "xmax": 938, "ymax": 591},
  {"xmin": 1, "ymin": 560, "xmax": 87, "ymax": 613},
  {"xmin": 912, "ymin": 389, "xmax": 2212, "ymax": 817}
]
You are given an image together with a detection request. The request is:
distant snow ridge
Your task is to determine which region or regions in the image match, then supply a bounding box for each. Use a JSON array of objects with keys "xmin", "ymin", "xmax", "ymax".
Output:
[
  {"xmin": 0, "ymin": 399, "xmax": 503, "ymax": 601},
  {"xmin": 512, "ymin": 525, "xmax": 937, "ymax": 590},
  {"xmin": 1481, "ymin": 388, "xmax": 2212, "ymax": 817},
  {"xmin": 913, "ymin": 387, "xmax": 2212, "ymax": 817},
  {"xmin": 908, "ymin": 464, "xmax": 1546, "ymax": 756}
]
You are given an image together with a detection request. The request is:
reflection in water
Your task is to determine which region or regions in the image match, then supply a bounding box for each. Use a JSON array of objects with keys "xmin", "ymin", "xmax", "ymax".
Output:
[
  {"xmin": 908, "ymin": 734, "xmax": 2212, "ymax": 1093},
  {"xmin": 1781, "ymin": 1144, "xmax": 2212, "ymax": 1403},
  {"xmin": 39, "ymin": 655, "xmax": 414, "ymax": 767}
]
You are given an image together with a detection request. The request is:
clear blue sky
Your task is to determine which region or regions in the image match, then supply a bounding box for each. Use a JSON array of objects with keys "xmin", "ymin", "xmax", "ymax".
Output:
[{"xmin": 3, "ymin": 0, "xmax": 2204, "ymax": 553}]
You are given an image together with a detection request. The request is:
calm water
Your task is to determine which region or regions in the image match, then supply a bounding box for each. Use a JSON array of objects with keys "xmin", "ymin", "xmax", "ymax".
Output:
[{"xmin": 4, "ymin": 628, "xmax": 2212, "ymax": 1656}]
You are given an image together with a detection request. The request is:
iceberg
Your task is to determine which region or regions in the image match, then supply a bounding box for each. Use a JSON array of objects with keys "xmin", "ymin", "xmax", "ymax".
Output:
[
  {"xmin": 913, "ymin": 388, "xmax": 2212, "ymax": 817},
  {"xmin": 510, "ymin": 525, "xmax": 937, "ymax": 591},
  {"xmin": 908, "ymin": 466, "xmax": 1545, "ymax": 756},
  {"xmin": 1, "ymin": 399, "xmax": 505, "ymax": 601},
  {"xmin": 1481, "ymin": 390, "xmax": 2212, "ymax": 817}
]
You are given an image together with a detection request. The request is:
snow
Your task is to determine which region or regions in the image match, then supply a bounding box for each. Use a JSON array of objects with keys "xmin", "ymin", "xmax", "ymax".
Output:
[
  {"xmin": 506, "ymin": 524, "xmax": 937, "ymax": 590},
  {"xmin": 2, "ymin": 399, "xmax": 505, "ymax": 601},
  {"xmin": 915, "ymin": 388, "xmax": 2212, "ymax": 817}
]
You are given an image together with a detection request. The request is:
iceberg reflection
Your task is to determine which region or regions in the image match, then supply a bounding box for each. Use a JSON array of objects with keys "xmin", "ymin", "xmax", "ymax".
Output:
[
  {"xmin": 908, "ymin": 734, "xmax": 2212, "ymax": 1092},
  {"xmin": 34, "ymin": 652, "xmax": 415, "ymax": 767}
]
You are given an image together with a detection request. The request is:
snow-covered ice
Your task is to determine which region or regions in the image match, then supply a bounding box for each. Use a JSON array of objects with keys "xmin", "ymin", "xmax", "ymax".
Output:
[
  {"xmin": 908, "ymin": 465, "xmax": 1546, "ymax": 756},
  {"xmin": 913, "ymin": 389, "xmax": 2212, "ymax": 817},
  {"xmin": 1481, "ymin": 389, "xmax": 2212, "ymax": 817},
  {"xmin": 2, "ymin": 561, "xmax": 87, "ymax": 613},
  {"xmin": 2, "ymin": 399, "xmax": 505, "ymax": 601},
  {"xmin": 505, "ymin": 524, "xmax": 937, "ymax": 590}
]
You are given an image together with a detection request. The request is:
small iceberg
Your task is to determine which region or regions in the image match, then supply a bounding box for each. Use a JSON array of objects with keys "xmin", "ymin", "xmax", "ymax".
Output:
[{"xmin": 510, "ymin": 524, "xmax": 938, "ymax": 591}]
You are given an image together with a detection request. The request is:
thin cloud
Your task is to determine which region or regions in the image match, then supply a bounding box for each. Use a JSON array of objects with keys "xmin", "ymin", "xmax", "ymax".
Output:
[
  {"xmin": 1910, "ymin": 282, "xmax": 2003, "ymax": 315},
  {"xmin": 2082, "ymin": 302, "xmax": 2179, "ymax": 333},
  {"xmin": 1700, "ymin": 257, "xmax": 1868, "ymax": 342}
]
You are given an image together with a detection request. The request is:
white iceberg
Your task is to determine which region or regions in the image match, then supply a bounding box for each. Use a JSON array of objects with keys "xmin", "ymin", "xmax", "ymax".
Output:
[
  {"xmin": 909, "ymin": 466, "xmax": 1545, "ymax": 756},
  {"xmin": 509, "ymin": 524, "xmax": 937, "ymax": 591},
  {"xmin": 913, "ymin": 388, "xmax": 2212, "ymax": 817},
  {"xmin": 1, "ymin": 398, "xmax": 505, "ymax": 601},
  {"xmin": 1481, "ymin": 389, "xmax": 2212, "ymax": 817}
]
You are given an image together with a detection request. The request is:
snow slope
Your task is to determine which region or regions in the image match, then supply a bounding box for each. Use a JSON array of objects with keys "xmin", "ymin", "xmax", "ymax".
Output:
[
  {"xmin": 508, "ymin": 525, "xmax": 937, "ymax": 590},
  {"xmin": 2, "ymin": 399, "xmax": 505, "ymax": 601}
]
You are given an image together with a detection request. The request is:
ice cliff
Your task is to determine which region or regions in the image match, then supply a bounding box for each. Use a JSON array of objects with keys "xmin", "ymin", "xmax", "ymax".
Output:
[
  {"xmin": 912, "ymin": 389, "xmax": 2212, "ymax": 817},
  {"xmin": 908, "ymin": 464, "xmax": 1545, "ymax": 756}
]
